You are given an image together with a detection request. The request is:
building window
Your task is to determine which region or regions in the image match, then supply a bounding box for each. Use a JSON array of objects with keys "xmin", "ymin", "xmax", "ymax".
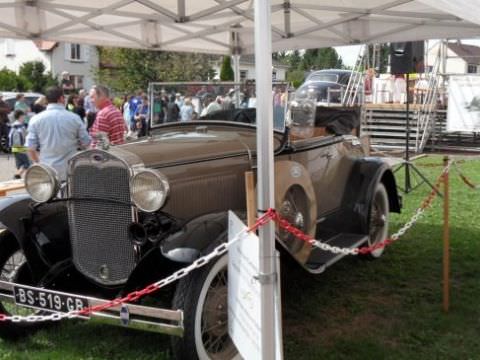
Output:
[
  {"xmin": 65, "ymin": 43, "xmax": 84, "ymax": 62},
  {"xmin": 71, "ymin": 75, "xmax": 84, "ymax": 89},
  {"xmin": 467, "ymin": 64, "xmax": 478, "ymax": 74},
  {"xmin": 272, "ymin": 70, "xmax": 277, "ymax": 80},
  {"xmin": 71, "ymin": 44, "xmax": 81, "ymax": 61},
  {"xmin": 240, "ymin": 70, "xmax": 247, "ymax": 81}
]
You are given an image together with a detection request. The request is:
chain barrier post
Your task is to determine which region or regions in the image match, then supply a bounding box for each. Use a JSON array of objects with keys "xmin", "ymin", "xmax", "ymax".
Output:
[{"xmin": 443, "ymin": 155, "xmax": 450, "ymax": 313}]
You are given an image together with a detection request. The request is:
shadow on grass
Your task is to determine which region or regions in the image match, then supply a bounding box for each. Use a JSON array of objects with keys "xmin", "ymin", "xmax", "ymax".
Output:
[{"xmin": 1, "ymin": 223, "xmax": 479, "ymax": 359}]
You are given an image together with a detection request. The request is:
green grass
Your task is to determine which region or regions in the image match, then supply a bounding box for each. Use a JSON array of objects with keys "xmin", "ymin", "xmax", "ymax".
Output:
[{"xmin": 1, "ymin": 155, "xmax": 480, "ymax": 359}]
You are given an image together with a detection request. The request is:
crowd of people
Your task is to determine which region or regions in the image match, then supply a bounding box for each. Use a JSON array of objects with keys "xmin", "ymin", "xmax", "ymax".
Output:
[{"xmin": 1, "ymin": 84, "xmax": 130, "ymax": 181}]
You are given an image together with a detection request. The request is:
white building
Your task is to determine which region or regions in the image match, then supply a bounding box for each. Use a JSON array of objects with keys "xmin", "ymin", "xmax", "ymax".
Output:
[
  {"xmin": 213, "ymin": 54, "xmax": 289, "ymax": 82},
  {"xmin": 0, "ymin": 39, "xmax": 99, "ymax": 90},
  {"xmin": 427, "ymin": 41, "xmax": 480, "ymax": 74}
]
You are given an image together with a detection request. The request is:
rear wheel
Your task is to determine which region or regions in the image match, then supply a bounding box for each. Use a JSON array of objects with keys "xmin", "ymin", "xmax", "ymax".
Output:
[
  {"xmin": 365, "ymin": 183, "xmax": 389, "ymax": 259},
  {"xmin": 0, "ymin": 231, "xmax": 42, "ymax": 339},
  {"xmin": 171, "ymin": 252, "xmax": 240, "ymax": 360}
]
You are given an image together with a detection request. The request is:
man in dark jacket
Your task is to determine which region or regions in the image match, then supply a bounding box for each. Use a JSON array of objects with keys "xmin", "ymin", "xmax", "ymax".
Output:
[{"xmin": 0, "ymin": 93, "xmax": 11, "ymax": 152}]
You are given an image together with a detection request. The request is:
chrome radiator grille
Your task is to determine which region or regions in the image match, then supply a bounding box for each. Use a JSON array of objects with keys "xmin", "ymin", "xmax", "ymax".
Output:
[{"xmin": 67, "ymin": 150, "xmax": 136, "ymax": 286}]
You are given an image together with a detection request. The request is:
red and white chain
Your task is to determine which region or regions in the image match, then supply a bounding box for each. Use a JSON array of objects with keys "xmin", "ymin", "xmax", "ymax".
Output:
[
  {"xmin": 274, "ymin": 161, "xmax": 452, "ymax": 256},
  {"xmin": 0, "ymin": 212, "xmax": 273, "ymax": 323},
  {"xmin": 0, "ymin": 163, "xmax": 452, "ymax": 323}
]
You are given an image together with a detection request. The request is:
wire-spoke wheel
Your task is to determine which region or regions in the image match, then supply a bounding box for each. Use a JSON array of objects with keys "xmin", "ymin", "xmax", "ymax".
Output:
[
  {"xmin": 365, "ymin": 183, "xmax": 389, "ymax": 259},
  {"xmin": 0, "ymin": 230, "xmax": 42, "ymax": 340},
  {"xmin": 172, "ymin": 245, "xmax": 240, "ymax": 360},
  {"xmin": 278, "ymin": 185, "xmax": 310, "ymax": 254}
]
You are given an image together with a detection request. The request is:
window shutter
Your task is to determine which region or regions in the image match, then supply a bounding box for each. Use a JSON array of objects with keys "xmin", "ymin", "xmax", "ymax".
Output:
[
  {"xmin": 83, "ymin": 45, "xmax": 90, "ymax": 62},
  {"xmin": 64, "ymin": 43, "xmax": 70, "ymax": 60}
]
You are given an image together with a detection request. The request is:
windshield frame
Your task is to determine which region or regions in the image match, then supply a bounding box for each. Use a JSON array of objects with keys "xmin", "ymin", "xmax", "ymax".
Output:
[{"xmin": 147, "ymin": 81, "xmax": 290, "ymax": 133}]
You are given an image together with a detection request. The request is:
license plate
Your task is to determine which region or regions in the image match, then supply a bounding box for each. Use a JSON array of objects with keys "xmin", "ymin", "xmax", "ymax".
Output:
[{"xmin": 13, "ymin": 285, "xmax": 89, "ymax": 314}]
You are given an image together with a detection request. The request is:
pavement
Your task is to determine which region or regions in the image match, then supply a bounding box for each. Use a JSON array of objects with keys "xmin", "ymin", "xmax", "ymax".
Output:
[{"xmin": 0, "ymin": 154, "xmax": 17, "ymax": 181}]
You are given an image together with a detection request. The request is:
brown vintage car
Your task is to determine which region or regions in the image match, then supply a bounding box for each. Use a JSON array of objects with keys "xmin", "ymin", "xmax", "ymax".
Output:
[{"xmin": 0, "ymin": 100, "xmax": 400, "ymax": 359}]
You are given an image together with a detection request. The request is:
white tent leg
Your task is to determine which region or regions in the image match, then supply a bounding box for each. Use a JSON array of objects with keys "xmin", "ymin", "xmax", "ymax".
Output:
[
  {"xmin": 233, "ymin": 54, "xmax": 241, "ymax": 107},
  {"xmin": 254, "ymin": 0, "xmax": 281, "ymax": 359}
]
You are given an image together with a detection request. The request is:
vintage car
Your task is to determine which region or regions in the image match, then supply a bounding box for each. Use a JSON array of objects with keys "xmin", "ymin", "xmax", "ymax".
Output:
[
  {"xmin": 295, "ymin": 69, "xmax": 363, "ymax": 106},
  {"xmin": 0, "ymin": 93, "xmax": 400, "ymax": 359}
]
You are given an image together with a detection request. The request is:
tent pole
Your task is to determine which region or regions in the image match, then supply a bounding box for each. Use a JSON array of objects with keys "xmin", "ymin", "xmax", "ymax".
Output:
[
  {"xmin": 233, "ymin": 53, "xmax": 241, "ymax": 107},
  {"xmin": 254, "ymin": 0, "xmax": 279, "ymax": 359}
]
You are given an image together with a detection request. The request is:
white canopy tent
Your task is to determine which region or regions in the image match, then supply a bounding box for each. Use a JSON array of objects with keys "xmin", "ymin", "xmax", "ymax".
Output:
[
  {"xmin": 1, "ymin": 0, "xmax": 480, "ymax": 55},
  {"xmin": 2, "ymin": 1, "xmax": 479, "ymax": 358}
]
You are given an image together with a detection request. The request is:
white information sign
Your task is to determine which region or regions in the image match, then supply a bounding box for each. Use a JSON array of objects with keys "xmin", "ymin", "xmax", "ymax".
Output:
[
  {"xmin": 227, "ymin": 211, "xmax": 283, "ymax": 360},
  {"xmin": 447, "ymin": 75, "xmax": 480, "ymax": 132}
]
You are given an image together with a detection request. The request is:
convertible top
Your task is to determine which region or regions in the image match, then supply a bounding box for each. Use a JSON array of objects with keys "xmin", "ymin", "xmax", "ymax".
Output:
[{"xmin": 200, "ymin": 106, "xmax": 360, "ymax": 136}]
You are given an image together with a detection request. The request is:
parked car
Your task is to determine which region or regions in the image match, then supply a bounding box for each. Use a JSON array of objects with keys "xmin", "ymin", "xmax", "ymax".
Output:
[
  {"xmin": 295, "ymin": 69, "xmax": 363, "ymax": 106},
  {"xmin": 0, "ymin": 99, "xmax": 400, "ymax": 359},
  {"xmin": 0, "ymin": 92, "xmax": 42, "ymax": 152}
]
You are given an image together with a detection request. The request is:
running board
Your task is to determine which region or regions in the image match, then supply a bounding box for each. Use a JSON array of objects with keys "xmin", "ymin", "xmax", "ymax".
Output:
[
  {"xmin": 305, "ymin": 233, "xmax": 368, "ymax": 274},
  {"xmin": 0, "ymin": 280, "xmax": 184, "ymax": 336}
]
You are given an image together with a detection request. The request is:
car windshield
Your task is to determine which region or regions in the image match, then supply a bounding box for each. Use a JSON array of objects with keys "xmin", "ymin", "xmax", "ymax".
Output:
[
  {"xmin": 148, "ymin": 82, "xmax": 289, "ymax": 132},
  {"xmin": 307, "ymin": 73, "xmax": 339, "ymax": 83}
]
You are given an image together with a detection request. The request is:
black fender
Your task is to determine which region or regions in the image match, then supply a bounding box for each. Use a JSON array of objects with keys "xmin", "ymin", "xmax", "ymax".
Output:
[
  {"xmin": 123, "ymin": 211, "xmax": 230, "ymax": 295},
  {"xmin": 161, "ymin": 211, "xmax": 229, "ymax": 262},
  {"xmin": 342, "ymin": 157, "xmax": 401, "ymax": 233},
  {"xmin": 0, "ymin": 194, "xmax": 31, "ymax": 241},
  {"xmin": 0, "ymin": 195, "xmax": 71, "ymax": 282}
]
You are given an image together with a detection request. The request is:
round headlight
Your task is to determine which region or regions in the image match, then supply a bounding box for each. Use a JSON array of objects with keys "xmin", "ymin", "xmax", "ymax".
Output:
[
  {"xmin": 25, "ymin": 164, "xmax": 60, "ymax": 203},
  {"xmin": 130, "ymin": 169, "xmax": 170, "ymax": 212}
]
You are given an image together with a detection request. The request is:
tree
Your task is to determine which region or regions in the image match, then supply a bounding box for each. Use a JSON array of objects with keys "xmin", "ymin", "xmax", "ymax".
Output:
[
  {"xmin": 219, "ymin": 56, "xmax": 234, "ymax": 81},
  {"xmin": 286, "ymin": 69, "xmax": 306, "ymax": 88},
  {"xmin": 18, "ymin": 61, "xmax": 57, "ymax": 92},
  {"xmin": 0, "ymin": 68, "xmax": 18, "ymax": 91},
  {"xmin": 96, "ymin": 47, "xmax": 216, "ymax": 93},
  {"xmin": 367, "ymin": 44, "xmax": 389, "ymax": 73},
  {"xmin": 301, "ymin": 48, "xmax": 343, "ymax": 71}
]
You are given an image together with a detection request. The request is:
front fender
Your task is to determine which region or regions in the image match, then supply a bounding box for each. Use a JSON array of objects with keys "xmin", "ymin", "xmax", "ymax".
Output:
[
  {"xmin": 0, "ymin": 195, "xmax": 71, "ymax": 281},
  {"xmin": 343, "ymin": 157, "xmax": 401, "ymax": 233},
  {"xmin": 161, "ymin": 211, "xmax": 229, "ymax": 262},
  {"xmin": 123, "ymin": 211, "xmax": 230, "ymax": 295},
  {"xmin": 0, "ymin": 194, "xmax": 31, "ymax": 241}
]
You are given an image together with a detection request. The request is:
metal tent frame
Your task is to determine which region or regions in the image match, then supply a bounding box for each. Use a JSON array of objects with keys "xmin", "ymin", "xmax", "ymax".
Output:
[{"xmin": 2, "ymin": 1, "xmax": 480, "ymax": 358}]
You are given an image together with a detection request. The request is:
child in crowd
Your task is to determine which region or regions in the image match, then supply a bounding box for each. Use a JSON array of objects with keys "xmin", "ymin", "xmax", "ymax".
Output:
[{"xmin": 8, "ymin": 110, "xmax": 30, "ymax": 179}]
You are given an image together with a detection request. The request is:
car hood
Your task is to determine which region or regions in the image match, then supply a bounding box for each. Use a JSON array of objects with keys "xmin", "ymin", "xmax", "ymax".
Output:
[{"xmin": 117, "ymin": 123, "xmax": 281, "ymax": 168}]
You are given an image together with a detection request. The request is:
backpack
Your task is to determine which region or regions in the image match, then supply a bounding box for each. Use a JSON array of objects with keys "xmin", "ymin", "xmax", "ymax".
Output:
[{"xmin": 8, "ymin": 125, "xmax": 25, "ymax": 148}]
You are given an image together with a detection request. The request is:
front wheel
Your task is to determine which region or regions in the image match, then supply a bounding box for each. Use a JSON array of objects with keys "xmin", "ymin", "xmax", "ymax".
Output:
[
  {"xmin": 0, "ymin": 231, "xmax": 43, "ymax": 339},
  {"xmin": 171, "ymin": 252, "xmax": 240, "ymax": 360},
  {"xmin": 365, "ymin": 183, "xmax": 389, "ymax": 259}
]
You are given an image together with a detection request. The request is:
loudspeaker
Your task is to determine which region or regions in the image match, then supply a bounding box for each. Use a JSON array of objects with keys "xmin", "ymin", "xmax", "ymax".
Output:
[{"xmin": 390, "ymin": 41, "xmax": 424, "ymax": 74}]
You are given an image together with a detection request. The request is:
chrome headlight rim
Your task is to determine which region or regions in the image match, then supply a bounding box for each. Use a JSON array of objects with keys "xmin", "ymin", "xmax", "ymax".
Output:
[
  {"xmin": 130, "ymin": 168, "xmax": 170, "ymax": 213},
  {"xmin": 25, "ymin": 164, "xmax": 60, "ymax": 203}
]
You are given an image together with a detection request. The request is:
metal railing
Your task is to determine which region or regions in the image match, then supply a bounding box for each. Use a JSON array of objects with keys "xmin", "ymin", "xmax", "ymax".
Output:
[
  {"xmin": 415, "ymin": 47, "xmax": 441, "ymax": 152},
  {"xmin": 342, "ymin": 44, "xmax": 366, "ymax": 107}
]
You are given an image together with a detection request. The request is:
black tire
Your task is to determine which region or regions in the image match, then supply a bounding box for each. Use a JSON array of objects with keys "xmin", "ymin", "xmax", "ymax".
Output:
[
  {"xmin": 171, "ymin": 244, "xmax": 239, "ymax": 360},
  {"xmin": 365, "ymin": 183, "xmax": 389, "ymax": 259},
  {"xmin": 0, "ymin": 231, "xmax": 43, "ymax": 340}
]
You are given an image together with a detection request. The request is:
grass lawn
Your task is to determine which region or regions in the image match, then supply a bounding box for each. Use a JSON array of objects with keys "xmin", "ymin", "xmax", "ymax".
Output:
[{"xmin": 1, "ymin": 154, "xmax": 480, "ymax": 359}]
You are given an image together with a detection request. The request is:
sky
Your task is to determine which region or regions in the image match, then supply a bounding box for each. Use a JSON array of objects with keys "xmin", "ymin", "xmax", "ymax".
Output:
[{"xmin": 335, "ymin": 38, "xmax": 480, "ymax": 68}]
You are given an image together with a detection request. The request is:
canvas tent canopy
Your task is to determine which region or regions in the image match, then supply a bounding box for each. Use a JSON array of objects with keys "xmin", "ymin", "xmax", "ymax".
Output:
[{"xmin": 1, "ymin": 0, "xmax": 480, "ymax": 55}]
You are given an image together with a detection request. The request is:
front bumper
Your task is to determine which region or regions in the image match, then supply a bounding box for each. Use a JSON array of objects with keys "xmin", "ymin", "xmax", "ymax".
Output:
[{"xmin": 0, "ymin": 280, "xmax": 184, "ymax": 337}]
